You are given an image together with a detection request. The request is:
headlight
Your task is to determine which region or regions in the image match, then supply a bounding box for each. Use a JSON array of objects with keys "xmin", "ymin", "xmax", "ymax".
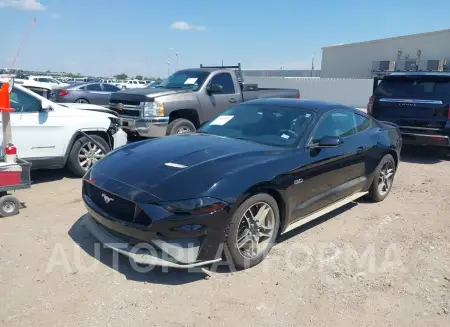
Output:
[
  {"xmin": 162, "ymin": 197, "xmax": 227, "ymax": 215},
  {"xmin": 141, "ymin": 101, "xmax": 164, "ymax": 117}
]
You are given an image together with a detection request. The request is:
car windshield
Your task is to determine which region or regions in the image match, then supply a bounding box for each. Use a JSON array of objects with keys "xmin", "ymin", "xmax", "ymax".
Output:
[
  {"xmin": 156, "ymin": 71, "xmax": 209, "ymax": 90},
  {"xmin": 375, "ymin": 76, "xmax": 450, "ymax": 99},
  {"xmin": 199, "ymin": 103, "xmax": 314, "ymax": 147}
]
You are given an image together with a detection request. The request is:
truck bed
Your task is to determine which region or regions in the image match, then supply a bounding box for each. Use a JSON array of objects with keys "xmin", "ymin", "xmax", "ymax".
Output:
[{"xmin": 242, "ymin": 88, "xmax": 300, "ymax": 102}]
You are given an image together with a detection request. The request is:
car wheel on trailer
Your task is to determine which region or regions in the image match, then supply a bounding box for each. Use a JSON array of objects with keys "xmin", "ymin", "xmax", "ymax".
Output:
[
  {"xmin": 225, "ymin": 193, "xmax": 280, "ymax": 270},
  {"xmin": 67, "ymin": 135, "xmax": 110, "ymax": 177},
  {"xmin": 0, "ymin": 194, "xmax": 20, "ymax": 217},
  {"xmin": 166, "ymin": 118, "xmax": 196, "ymax": 135},
  {"xmin": 367, "ymin": 154, "xmax": 396, "ymax": 202}
]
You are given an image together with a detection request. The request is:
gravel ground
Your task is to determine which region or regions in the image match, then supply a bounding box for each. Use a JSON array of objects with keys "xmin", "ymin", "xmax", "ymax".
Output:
[{"xmin": 0, "ymin": 147, "xmax": 449, "ymax": 327}]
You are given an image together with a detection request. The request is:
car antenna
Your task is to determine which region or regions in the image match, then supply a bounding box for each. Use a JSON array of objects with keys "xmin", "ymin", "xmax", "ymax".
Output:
[{"xmin": 7, "ymin": 17, "xmax": 38, "ymax": 81}]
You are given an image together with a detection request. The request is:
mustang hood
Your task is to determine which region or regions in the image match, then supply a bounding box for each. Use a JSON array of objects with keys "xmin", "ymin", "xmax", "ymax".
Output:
[{"xmin": 89, "ymin": 134, "xmax": 285, "ymax": 202}]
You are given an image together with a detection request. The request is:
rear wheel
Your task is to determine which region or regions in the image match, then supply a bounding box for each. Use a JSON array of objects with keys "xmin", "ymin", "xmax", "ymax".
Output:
[
  {"xmin": 75, "ymin": 98, "xmax": 89, "ymax": 104},
  {"xmin": 367, "ymin": 154, "xmax": 396, "ymax": 202},
  {"xmin": 225, "ymin": 193, "xmax": 280, "ymax": 269},
  {"xmin": 67, "ymin": 135, "xmax": 110, "ymax": 177},
  {"xmin": 166, "ymin": 118, "xmax": 196, "ymax": 135}
]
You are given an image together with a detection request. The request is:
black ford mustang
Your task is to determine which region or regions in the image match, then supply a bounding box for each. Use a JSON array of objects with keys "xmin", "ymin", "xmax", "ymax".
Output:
[{"xmin": 82, "ymin": 99, "xmax": 402, "ymax": 269}]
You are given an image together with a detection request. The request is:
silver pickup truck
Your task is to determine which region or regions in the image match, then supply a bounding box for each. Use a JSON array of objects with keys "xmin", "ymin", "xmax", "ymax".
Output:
[{"xmin": 109, "ymin": 64, "xmax": 300, "ymax": 138}]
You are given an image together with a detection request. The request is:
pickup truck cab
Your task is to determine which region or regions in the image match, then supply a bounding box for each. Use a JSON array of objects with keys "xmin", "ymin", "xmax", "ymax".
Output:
[
  {"xmin": 0, "ymin": 82, "xmax": 127, "ymax": 176},
  {"xmin": 368, "ymin": 72, "xmax": 450, "ymax": 150},
  {"xmin": 109, "ymin": 64, "xmax": 300, "ymax": 138}
]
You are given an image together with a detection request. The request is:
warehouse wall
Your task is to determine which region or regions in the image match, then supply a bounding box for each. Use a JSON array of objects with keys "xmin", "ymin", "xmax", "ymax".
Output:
[
  {"xmin": 245, "ymin": 77, "xmax": 373, "ymax": 108},
  {"xmin": 321, "ymin": 29, "xmax": 450, "ymax": 78}
]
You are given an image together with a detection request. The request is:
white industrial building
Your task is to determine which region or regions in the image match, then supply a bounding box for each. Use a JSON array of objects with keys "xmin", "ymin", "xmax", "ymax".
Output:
[{"xmin": 321, "ymin": 29, "xmax": 450, "ymax": 78}]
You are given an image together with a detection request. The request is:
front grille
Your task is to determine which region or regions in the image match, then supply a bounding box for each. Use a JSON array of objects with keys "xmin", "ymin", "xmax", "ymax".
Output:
[
  {"xmin": 84, "ymin": 182, "xmax": 139, "ymax": 224},
  {"xmin": 110, "ymin": 99, "xmax": 140, "ymax": 106},
  {"xmin": 116, "ymin": 108, "xmax": 141, "ymax": 117},
  {"xmin": 109, "ymin": 102, "xmax": 141, "ymax": 117}
]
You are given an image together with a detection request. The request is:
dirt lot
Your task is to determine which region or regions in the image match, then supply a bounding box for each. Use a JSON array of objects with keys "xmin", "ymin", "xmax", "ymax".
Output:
[{"xmin": 1, "ymin": 147, "xmax": 449, "ymax": 327}]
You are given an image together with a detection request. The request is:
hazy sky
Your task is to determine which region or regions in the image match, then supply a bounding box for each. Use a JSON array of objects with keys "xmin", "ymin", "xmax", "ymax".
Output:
[{"xmin": 1, "ymin": 0, "xmax": 449, "ymax": 78}]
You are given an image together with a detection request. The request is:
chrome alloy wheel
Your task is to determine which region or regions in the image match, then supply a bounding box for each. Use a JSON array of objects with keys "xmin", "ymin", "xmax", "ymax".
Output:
[
  {"xmin": 176, "ymin": 126, "xmax": 192, "ymax": 134},
  {"xmin": 78, "ymin": 142, "xmax": 105, "ymax": 170},
  {"xmin": 236, "ymin": 202, "xmax": 276, "ymax": 259},
  {"xmin": 378, "ymin": 160, "xmax": 395, "ymax": 196}
]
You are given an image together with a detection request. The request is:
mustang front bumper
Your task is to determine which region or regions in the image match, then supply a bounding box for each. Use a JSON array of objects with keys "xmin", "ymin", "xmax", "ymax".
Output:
[
  {"xmin": 82, "ymin": 183, "xmax": 231, "ymax": 268},
  {"xmin": 84, "ymin": 214, "xmax": 222, "ymax": 268}
]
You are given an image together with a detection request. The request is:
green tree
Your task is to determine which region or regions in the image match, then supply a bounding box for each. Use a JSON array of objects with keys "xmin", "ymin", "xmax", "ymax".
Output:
[
  {"xmin": 114, "ymin": 73, "xmax": 128, "ymax": 80},
  {"xmin": 135, "ymin": 75, "xmax": 143, "ymax": 80}
]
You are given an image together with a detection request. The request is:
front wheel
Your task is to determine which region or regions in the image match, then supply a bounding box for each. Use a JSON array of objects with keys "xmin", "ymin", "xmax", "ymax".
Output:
[
  {"xmin": 367, "ymin": 154, "xmax": 396, "ymax": 202},
  {"xmin": 67, "ymin": 135, "xmax": 110, "ymax": 177},
  {"xmin": 225, "ymin": 193, "xmax": 280, "ymax": 270},
  {"xmin": 166, "ymin": 118, "xmax": 196, "ymax": 135}
]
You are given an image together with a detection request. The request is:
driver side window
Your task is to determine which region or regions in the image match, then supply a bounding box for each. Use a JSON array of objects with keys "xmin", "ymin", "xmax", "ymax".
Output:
[
  {"xmin": 311, "ymin": 110, "xmax": 357, "ymax": 144},
  {"xmin": 10, "ymin": 88, "xmax": 41, "ymax": 113}
]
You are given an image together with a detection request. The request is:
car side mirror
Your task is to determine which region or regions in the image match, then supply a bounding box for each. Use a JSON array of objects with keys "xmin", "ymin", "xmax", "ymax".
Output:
[
  {"xmin": 317, "ymin": 136, "xmax": 343, "ymax": 147},
  {"xmin": 40, "ymin": 101, "xmax": 51, "ymax": 112},
  {"xmin": 207, "ymin": 84, "xmax": 223, "ymax": 94},
  {"xmin": 8, "ymin": 77, "xmax": 14, "ymax": 93}
]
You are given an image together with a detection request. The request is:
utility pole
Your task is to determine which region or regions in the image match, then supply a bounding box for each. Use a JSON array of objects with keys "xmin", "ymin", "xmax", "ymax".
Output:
[
  {"xmin": 311, "ymin": 52, "xmax": 316, "ymax": 77},
  {"xmin": 167, "ymin": 60, "xmax": 170, "ymax": 77},
  {"xmin": 175, "ymin": 52, "xmax": 178, "ymax": 71}
]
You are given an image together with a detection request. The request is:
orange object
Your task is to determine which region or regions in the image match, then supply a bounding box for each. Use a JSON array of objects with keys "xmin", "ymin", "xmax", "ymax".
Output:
[{"xmin": 0, "ymin": 82, "xmax": 14, "ymax": 112}]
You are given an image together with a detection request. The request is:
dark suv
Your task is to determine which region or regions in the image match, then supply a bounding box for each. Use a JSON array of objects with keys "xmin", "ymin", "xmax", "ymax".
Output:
[{"xmin": 368, "ymin": 72, "xmax": 450, "ymax": 150}]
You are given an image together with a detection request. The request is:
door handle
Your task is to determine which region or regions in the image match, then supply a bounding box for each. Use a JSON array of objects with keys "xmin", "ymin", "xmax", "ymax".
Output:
[{"xmin": 229, "ymin": 98, "xmax": 237, "ymax": 103}]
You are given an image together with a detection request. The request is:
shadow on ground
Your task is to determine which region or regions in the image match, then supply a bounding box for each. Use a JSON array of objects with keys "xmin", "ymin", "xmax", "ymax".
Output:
[
  {"xmin": 68, "ymin": 215, "xmax": 209, "ymax": 285},
  {"xmin": 69, "ymin": 201, "xmax": 362, "ymax": 282},
  {"xmin": 400, "ymin": 145, "xmax": 449, "ymax": 165},
  {"xmin": 31, "ymin": 169, "xmax": 78, "ymax": 185}
]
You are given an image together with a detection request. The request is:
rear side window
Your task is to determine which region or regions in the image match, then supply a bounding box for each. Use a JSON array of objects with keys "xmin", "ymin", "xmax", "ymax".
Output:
[
  {"xmin": 86, "ymin": 83, "xmax": 102, "ymax": 91},
  {"xmin": 355, "ymin": 113, "xmax": 372, "ymax": 132},
  {"xmin": 375, "ymin": 77, "xmax": 450, "ymax": 98}
]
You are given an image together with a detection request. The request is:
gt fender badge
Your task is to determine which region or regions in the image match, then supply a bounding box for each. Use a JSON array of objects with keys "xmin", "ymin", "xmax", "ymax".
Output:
[{"xmin": 294, "ymin": 178, "xmax": 303, "ymax": 185}]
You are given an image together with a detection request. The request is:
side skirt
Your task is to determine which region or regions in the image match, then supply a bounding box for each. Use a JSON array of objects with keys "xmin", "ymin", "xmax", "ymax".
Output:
[{"xmin": 281, "ymin": 191, "xmax": 368, "ymax": 235}]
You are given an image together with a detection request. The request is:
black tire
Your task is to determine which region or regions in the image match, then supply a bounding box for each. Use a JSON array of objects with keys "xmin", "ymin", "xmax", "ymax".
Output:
[
  {"xmin": 166, "ymin": 118, "xmax": 196, "ymax": 136},
  {"xmin": 74, "ymin": 98, "xmax": 90, "ymax": 104},
  {"xmin": 67, "ymin": 135, "xmax": 110, "ymax": 177},
  {"xmin": 225, "ymin": 193, "xmax": 280, "ymax": 270},
  {"xmin": 367, "ymin": 154, "xmax": 396, "ymax": 202},
  {"xmin": 0, "ymin": 195, "xmax": 20, "ymax": 217}
]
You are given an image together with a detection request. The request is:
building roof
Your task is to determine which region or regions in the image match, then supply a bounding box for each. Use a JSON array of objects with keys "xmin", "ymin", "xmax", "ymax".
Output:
[{"xmin": 322, "ymin": 28, "xmax": 450, "ymax": 49}]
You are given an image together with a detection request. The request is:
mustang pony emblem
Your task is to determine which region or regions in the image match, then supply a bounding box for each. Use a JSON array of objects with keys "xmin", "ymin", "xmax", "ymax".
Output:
[{"xmin": 101, "ymin": 193, "xmax": 114, "ymax": 204}]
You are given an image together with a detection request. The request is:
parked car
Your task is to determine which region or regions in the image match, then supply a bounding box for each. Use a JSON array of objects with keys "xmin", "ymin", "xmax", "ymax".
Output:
[
  {"xmin": 55, "ymin": 82, "xmax": 121, "ymax": 105},
  {"xmin": 12, "ymin": 79, "xmax": 56, "ymax": 101},
  {"xmin": 115, "ymin": 79, "xmax": 147, "ymax": 89},
  {"xmin": 0, "ymin": 82, "xmax": 127, "ymax": 177},
  {"xmin": 109, "ymin": 63, "xmax": 300, "ymax": 138},
  {"xmin": 82, "ymin": 99, "xmax": 402, "ymax": 269},
  {"xmin": 26, "ymin": 75, "xmax": 69, "ymax": 89},
  {"xmin": 368, "ymin": 72, "xmax": 450, "ymax": 151}
]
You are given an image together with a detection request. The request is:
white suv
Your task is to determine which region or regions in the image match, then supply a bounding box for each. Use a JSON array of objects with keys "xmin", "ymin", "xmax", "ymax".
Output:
[{"xmin": 0, "ymin": 83, "xmax": 127, "ymax": 177}]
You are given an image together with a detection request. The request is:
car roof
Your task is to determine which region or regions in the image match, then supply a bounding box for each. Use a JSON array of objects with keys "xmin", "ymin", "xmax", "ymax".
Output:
[
  {"xmin": 387, "ymin": 72, "xmax": 450, "ymax": 77},
  {"xmin": 244, "ymin": 98, "xmax": 358, "ymax": 113}
]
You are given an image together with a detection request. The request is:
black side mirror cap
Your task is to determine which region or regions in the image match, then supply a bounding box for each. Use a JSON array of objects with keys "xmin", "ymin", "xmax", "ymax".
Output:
[
  {"xmin": 207, "ymin": 84, "xmax": 223, "ymax": 94},
  {"xmin": 311, "ymin": 136, "xmax": 343, "ymax": 148}
]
